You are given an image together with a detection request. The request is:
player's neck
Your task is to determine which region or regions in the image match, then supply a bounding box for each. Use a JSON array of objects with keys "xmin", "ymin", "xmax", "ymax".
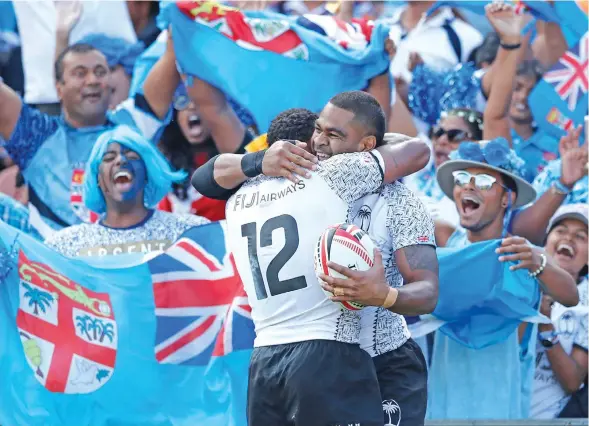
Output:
[{"xmin": 102, "ymin": 203, "xmax": 150, "ymax": 229}]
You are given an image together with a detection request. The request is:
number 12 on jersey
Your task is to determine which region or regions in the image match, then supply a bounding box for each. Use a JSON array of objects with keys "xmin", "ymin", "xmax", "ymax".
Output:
[{"xmin": 241, "ymin": 214, "xmax": 308, "ymax": 300}]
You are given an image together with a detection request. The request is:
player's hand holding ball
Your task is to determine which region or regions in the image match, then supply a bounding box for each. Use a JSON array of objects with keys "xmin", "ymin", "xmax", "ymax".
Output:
[{"xmin": 315, "ymin": 224, "xmax": 398, "ymax": 310}]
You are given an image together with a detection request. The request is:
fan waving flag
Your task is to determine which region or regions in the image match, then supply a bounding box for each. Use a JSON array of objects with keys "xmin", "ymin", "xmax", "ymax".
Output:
[
  {"xmin": 408, "ymin": 239, "xmax": 544, "ymax": 349},
  {"xmin": 159, "ymin": 1, "xmax": 390, "ymax": 132},
  {"xmin": 529, "ymin": 33, "xmax": 588, "ymax": 139},
  {"xmin": 0, "ymin": 221, "xmax": 253, "ymax": 426}
]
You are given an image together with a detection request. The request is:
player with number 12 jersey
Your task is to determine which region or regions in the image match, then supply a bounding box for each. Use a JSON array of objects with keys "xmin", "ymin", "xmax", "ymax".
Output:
[{"xmin": 226, "ymin": 152, "xmax": 395, "ymax": 425}]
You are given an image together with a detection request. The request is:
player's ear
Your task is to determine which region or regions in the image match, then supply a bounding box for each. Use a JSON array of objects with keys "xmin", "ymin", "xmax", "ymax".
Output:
[{"xmin": 359, "ymin": 135, "xmax": 376, "ymax": 152}]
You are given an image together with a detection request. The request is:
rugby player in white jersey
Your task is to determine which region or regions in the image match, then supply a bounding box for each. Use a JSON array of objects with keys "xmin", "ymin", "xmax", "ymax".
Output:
[{"xmin": 192, "ymin": 92, "xmax": 430, "ymax": 426}]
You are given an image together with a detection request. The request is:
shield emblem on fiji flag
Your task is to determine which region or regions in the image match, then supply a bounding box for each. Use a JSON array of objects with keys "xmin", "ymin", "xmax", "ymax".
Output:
[{"xmin": 16, "ymin": 251, "xmax": 117, "ymax": 393}]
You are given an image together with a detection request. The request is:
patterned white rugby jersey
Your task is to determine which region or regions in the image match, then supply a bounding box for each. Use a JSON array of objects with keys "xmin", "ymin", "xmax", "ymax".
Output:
[
  {"xmin": 350, "ymin": 182, "xmax": 436, "ymax": 357},
  {"xmin": 45, "ymin": 210, "xmax": 210, "ymax": 258},
  {"xmin": 225, "ymin": 151, "xmax": 385, "ymax": 347}
]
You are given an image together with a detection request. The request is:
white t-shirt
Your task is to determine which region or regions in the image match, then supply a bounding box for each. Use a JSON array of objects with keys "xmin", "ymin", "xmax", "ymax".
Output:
[
  {"xmin": 225, "ymin": 151, "xmax": 385, "ymax": 347},
  {"xmin": 350, "ymin": 182, "xmax": 436, "ymax": 356},
  {"xmin": 13, "ymin": 0, "xmax": 136, "ymax": 105},
  {"xmin": 531, "ymin": 279, "xmax": 589, "ymax": 419},
  {"xmin": 387, "ymin": 6, "xmax": 483, "ymax": 83},
  {"xmin": 45, "ymin": 210, "xmax": 209, "ymax": 258}
]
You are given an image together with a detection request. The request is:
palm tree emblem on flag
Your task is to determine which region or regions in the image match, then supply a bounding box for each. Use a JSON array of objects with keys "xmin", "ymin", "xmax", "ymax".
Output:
[{"xmin": 15, "ymin": 251, "xmax": 117, "ymax": 394}]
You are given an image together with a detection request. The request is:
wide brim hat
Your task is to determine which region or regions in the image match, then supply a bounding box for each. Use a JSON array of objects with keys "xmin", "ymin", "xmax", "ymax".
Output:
[
  {"xmin": 547, "ymin": 203, "xmax": 588, "ymax": 234},
  {"xmin": 436, "ymin": 139, "xmax": 537, "ymax": 209}
]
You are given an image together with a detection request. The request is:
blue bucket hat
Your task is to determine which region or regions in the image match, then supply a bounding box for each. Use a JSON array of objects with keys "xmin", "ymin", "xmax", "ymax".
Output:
[{"xmin": 436, "ymin": 138, "xmax": 536, "ymax": 209}]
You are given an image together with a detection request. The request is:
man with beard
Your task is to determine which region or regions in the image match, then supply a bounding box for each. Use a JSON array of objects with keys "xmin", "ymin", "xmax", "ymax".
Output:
[
  {"xmin": 45, "ymin": 125, "xmax": 209, "ymax": 258},
  {"xmin": 0, "ymin": 31, "xmax": 178, "ymax": 238},
  {"xmin": 192, "ymin": 93, "xmax": 434, "ymax": 425},
  {"xmin": 426, "ymin": 137, "xmax": 579, "ymax": 418}
]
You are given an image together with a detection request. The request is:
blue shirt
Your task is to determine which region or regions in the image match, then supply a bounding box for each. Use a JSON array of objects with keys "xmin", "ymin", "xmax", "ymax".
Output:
[
  {"xmin": 1, "ymin": 96, "xmax": 164, "ymax": 236},
  {"xmin": 428, "ymin": 229, "xmax": 538, "ymax": 419},
  {"xmin": 0, "ymin": 193, "xmax": 42, "ymax": 240},
  {"xmin": 511, "ymin": 128, "xmax": 559, "ymax": 182}
]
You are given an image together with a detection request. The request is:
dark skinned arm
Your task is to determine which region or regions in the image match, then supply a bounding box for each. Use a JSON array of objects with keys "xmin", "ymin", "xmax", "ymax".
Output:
[
  {"xmin": 511, "ymin": 126, "xmax": 587, "ymax": 245},
  {"xmin": 388, "ymin": 245, "xmax": 439, "ymax": 315},
  {"xmin": 191, "ymin": 134, "xmax": 430, "ymax": 199},
  {"xmin": 319, "ymin": 245, "xmax": 439, "ymax": 314},
  {"xmin": 537, "ymin": 295, "xmax": 588, "ymax": 394},
  {"xmin": 142, "ymin": 30, "xmax": 181, "ymax": 120}
]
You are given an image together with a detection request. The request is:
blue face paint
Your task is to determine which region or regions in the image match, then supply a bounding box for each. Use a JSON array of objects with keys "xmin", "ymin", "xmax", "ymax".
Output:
[{"xmin": 117, "ymin": 150, "xmax": 147, "ymax": 201}]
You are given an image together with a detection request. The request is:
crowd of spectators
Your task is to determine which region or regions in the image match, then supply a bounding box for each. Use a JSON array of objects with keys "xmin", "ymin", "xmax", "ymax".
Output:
[{"xmin": 0, "ymin": 0, "xmax": 586, "ymax": 421}]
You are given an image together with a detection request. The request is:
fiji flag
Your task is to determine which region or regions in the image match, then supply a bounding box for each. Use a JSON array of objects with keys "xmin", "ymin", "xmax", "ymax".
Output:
[
  {"xmin": 0, "ymin": 221, "xmax": 254, "ymax": 426},
  {"xmin": 159, "ymin": 1, "xmax": 390, "ymax": 132},
  {"xmin": 529, "ymin": 33, "xmax": 588, "ymax": 140}
]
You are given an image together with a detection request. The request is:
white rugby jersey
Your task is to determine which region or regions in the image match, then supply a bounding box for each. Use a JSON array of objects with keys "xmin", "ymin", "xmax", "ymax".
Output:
[
  {"xmin": 350, "ymin": 182, "xmax": 435, "ymax": 357},
  {"xmin": 225, "ymin": 151, "xmax": 385, "ymax": 347}
]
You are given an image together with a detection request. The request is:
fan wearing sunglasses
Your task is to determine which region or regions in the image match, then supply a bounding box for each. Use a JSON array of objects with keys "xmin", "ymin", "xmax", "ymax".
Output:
[
  {"xmin": 431, "ymin": 108, "xmax": 483, "ymax": 168},
  {"xmin": 427, "ymin": 138, "xmax": 580, "ymax": 421}
]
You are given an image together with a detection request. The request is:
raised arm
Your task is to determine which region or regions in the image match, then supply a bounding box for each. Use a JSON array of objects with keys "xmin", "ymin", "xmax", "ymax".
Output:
[
  {"xmin": 54, "ymin": 1, "xmax": 82, "ymax": 66},
  {"xmin": 0, "ymin": 81, "xmax": 22, "ymax": 141},
  {"xmin": 511, "ymin": 126, "xmax": 587, "ymax": 245},
  {"xmin": 183, "ymin": 77, "xmax": 246, "ymax": 154},
  {"xmin": 482, "ymin": 3, "xmax": 527, "ymax": 143},
  {"xmin": 142, "ymin": 30, "xmax": 181, "ymax": 120}
]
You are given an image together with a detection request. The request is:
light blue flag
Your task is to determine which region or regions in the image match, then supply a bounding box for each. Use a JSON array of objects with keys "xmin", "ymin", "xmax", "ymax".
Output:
[
  {"xmin": 158, "ymin": 1, "xmax": 390, "ymax": 132},
  {"xmin": 0, "ymin": 221, "xmax": 252, "ymax": 426},
  {"xmin": 408, "ymin": 240, "xmax": 542, "ymax": 349}
]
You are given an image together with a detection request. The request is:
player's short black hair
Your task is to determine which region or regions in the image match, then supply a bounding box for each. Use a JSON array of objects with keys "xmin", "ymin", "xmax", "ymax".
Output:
[
  {"xmin": 516, "ymin": 59, "xmax": 544, "ymax": 84},
  {"xmin": 54, "ymin": 43, "xmax": 101, "ymax": 82},
  {"xmin": 267, "ymin": 108, "xmax": 318, "ymax": 146},
  {"xmin": 328, "ymin": 91, "xmax": 386, "ymax": 147}
]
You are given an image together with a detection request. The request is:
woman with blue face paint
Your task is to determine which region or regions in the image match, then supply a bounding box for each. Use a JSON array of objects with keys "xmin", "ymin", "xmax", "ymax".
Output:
[{"xmin": 45, "ymin": 125, "xmax": 210, "ymax": 258}]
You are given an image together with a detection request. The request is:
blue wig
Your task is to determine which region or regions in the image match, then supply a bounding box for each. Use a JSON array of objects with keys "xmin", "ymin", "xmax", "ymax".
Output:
[
  {"xmin": 78, "ymin": 34, "xmax": 144, "ymax": 76},
  {"xmin": 83, "ymin": 125, "xmax": 186, "ymax": 214}
]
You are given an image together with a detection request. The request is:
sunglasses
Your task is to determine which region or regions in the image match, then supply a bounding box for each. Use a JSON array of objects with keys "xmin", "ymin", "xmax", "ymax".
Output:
[
  {"xmin": 452, "ymin": 170, "xmax": 508, "ymax": 191},
  {"xmin": 432, "ymin": 127, "xmax": 471, "ymax": 143}
]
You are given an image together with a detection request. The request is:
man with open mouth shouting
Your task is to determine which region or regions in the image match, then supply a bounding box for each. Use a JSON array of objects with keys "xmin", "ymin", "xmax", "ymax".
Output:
[{"xmin": 45, "ymin": 125, "xmax": 209, "ymax": 258}]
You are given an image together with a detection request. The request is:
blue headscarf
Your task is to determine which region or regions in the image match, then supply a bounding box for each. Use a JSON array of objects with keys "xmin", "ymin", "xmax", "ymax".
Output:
[
  {"xmin": 78, "ymin": 34, "xmax": 144, "ymax": 76},
  {"xmin": 83, "ymin": 125, "xmax": 186, "ymax": 214}
]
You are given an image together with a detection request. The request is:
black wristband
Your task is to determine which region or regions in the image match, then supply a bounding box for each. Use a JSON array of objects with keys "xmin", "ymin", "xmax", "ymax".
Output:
[
  {"xmin": 500, "ymin": 42, "xmax": 521, "ymax": 50},
  {"xmin": 241, "ymin": 150, "xmax": 266, "ymax": 178}
]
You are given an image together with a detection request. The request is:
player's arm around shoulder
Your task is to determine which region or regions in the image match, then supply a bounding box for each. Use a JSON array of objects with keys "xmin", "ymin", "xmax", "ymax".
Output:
[
  {"xmin": 376, "ymin": 133, "xmax": 430, "ymax": 184},
  {"xmin": 191, "ymin": 140, "xmax": 317, "ymax": 200}
]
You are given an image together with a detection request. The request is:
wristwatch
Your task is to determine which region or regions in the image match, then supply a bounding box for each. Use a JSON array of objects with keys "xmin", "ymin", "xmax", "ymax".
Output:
[{"xmin": 539, "ymin": 331, "xmax": 560, "ymax": 348}]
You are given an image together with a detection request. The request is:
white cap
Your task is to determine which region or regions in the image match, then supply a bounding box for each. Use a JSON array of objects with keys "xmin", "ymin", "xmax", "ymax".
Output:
[{"xmin": 547, "ymin": 203, "xmax": 588, "ymax": 234}]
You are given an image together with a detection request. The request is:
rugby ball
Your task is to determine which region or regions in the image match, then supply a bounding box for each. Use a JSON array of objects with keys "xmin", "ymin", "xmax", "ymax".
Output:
[{"xmin": 314, "ymin": 223, "xmax": 375, "ymax": 310}]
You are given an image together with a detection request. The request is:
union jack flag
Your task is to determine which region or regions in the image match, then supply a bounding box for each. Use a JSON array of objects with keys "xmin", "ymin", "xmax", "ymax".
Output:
[
  {"xmin": 149, "ymin": 222, "xmax": 255, "ymax": 365},
  {"xmin": 544, "ymin": 33, "xmax": 589, "ymax": 112}
]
